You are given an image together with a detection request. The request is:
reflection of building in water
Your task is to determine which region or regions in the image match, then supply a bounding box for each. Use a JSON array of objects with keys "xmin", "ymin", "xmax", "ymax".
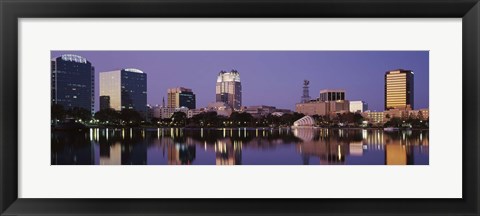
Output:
[
  {"xmin": 100, "ymin": 142, "xmax": 122, "ymax": 165},
  {"xmin": 121, "ymin": 142, "xmax": 147, "ymax": 165},
  {"xmin": 51, "ymin": 131, "xmax": 95, "ymax": 165},
  {"xmin": 349, "ymin": 141, "xmax": 363, "ymax": 156},
  {"xmin": 294, "ymin": 128, "xmax": 349, "ymax": 165},
  {"xmin": 384, "ymin": 131, "xmax": 414, "ymax": 165},
  {"xmin": 168, "ymin": 143, "xmax": 196, "ymax": 165},
  {"xmin": 215, "ymin": 139, "xmax": 242, "ymax": 165}
]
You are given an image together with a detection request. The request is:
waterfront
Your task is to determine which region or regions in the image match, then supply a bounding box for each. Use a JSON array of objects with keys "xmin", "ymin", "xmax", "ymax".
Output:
[{"xmin": 51, "ymin": 128, "xmax": 428, "ymax": 165}]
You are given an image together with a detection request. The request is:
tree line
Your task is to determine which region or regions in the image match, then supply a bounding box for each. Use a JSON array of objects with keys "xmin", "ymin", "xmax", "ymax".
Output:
[{"xmin": 52, "ymin": 104, "xmax": 428, "ymax": 128}]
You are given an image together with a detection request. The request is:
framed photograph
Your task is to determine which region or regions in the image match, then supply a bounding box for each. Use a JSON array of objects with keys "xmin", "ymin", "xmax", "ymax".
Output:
[{"xmin": 1, "ymin": 0, "xmax": 479, "ymax": 215}]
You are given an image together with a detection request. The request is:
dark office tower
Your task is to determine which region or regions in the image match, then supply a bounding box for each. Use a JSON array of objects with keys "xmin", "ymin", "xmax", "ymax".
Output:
[
  {"xmin": 385, "ymin": 69, "xmax": 414, "ymax": 110},
  {"xmin": 215, "ymin": 70, "xmax": 242, "ymax": 110},
  {"xmin": 99, "ymin": 96, "xmax": 111, "ymax": 110},
  {"xmin": 99, "ymin": 68, "xmax": 147, "ymax": 116},
  {"xmin": 51, "ymin": 54, "xmax": 95, "ymax": 114},
  {"xmin": 167, "ymin": 87, "xmax": 196, "ymax": 109}
]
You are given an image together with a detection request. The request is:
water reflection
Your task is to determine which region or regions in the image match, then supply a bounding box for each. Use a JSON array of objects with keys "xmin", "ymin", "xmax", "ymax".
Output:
[{"xmin": 51, "ymin": 128, "xmax": 429, "ymax": 165}]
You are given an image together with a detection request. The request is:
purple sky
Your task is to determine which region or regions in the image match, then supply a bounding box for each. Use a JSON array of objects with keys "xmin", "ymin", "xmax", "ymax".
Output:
[{"xmin": 51, "ymin": 51, "xmax": 429, "ymax": 112}]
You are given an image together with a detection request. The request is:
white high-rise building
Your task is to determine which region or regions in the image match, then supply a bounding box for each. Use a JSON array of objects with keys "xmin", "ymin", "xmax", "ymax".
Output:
[{"xmin": 215, "ymin": 70, "xmax": 242, "ymax": 110}]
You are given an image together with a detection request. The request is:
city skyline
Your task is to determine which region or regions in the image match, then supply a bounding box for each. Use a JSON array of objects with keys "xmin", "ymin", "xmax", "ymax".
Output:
[{"xmin": 51, "ymin": 51, "xmax": 429, "ymax": 111}]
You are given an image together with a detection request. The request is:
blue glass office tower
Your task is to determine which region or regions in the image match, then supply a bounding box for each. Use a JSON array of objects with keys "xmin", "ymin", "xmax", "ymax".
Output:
[
  {"xmin": 99, "ymin": 68, "xmax": 147, "ymax": 116},
  {"xmin": 51, "ymin": 54, "xmax": 95, "ymax": 114}
]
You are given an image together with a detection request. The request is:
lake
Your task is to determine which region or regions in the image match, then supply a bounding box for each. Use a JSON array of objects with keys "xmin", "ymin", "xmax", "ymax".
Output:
[{"xmin": 51, "ymin": 127, "xmax": 429, "ymax": 165}]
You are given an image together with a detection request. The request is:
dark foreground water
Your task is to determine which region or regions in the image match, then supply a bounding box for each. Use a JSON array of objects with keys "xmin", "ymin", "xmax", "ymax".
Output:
[{"xmin": 51, "ymin": 128, "xmax": 429, "ymax": 165}]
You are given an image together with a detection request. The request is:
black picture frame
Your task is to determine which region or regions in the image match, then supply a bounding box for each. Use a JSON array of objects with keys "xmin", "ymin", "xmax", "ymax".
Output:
[{"xmin": 1, "ymin": 0, "xmax": 479, "ymax": 215}]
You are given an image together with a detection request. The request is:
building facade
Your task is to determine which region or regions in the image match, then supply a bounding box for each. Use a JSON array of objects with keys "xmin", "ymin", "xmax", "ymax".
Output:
[
  {"xmin": 296, "ymin": 89, "xmax": 349, "ymax": 116},
  {"xmin": 216, "ymin": 70, "xmax": 242, "ymax": 110},
  {"xmin": 319, "ymin": 89, "xmax": 345, "ymax": 101},
  {"xmin": 363, "ymin": 111, "xmax": 385, "ymax": 124},
  {"xmin": 99, "ymin": 68, "xmax": 147, "ymax": 116},
  {"xmin": 167, "ymin": 87, "xmax": 196, "ymax": 109},
  {"xmin": 296, "ymin": 100, "xmax": 350, "ymax": 116},
  {"xmin": 385, "ymin": 69, "xmax": 414, "ymax": 110},
  {"xmin": 51, "ymin": 54, "xmax": 95, "ymax": 114},
  {"xmin": 349, "ymin": 101, "xmax": 368, "ymax": 113},
  {"xmin": 99, "ymin": 96, "xmax": 110, "ymax": 110},
  {"xmin": 243, "ymin": 105, "xmax": 277, "ymax": 118}
]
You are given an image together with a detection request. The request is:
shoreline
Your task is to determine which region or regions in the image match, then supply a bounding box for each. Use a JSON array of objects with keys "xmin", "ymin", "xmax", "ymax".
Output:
[{"xmin": 52, "ymin": 125, "xmax": 429, "ymax": 131}]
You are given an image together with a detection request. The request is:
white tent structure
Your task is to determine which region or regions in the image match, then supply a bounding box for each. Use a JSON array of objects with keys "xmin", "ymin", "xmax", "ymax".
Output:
[{"xmin": 293, "ymin": 115, "xmax": 315, "ymax": 127}]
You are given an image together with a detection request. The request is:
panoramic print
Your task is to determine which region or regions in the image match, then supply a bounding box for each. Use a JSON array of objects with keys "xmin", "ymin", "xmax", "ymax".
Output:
[{"xmin": 51, "ymin": 51, "xmax": 429, "ymax": 165}]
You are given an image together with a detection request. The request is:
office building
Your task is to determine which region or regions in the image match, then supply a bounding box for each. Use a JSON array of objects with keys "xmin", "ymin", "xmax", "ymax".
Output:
[
  {"xmin": 349, "ymin": 101, "xmax": 368, "ymax": 113},
  {"xmin": 51, "ymin": 54, "xmax": 94, "ymax": 114},
  {"xmin": 99, "ymin": 68, "xmax": 147, "ymax": 116},
  {"xmin": 99, "ymin": 96, "xmax": 110, "ymax": 110},
  {"xmin": 363, "ymin": 111, "xmax": 385, "ymax": 124},
  {"xmin": 296, "ymin": 89, "xmax": 349, "ymax": 116},
  {"xmin": 167, "ymin": 87, "xmax": 196, "ymax": 109},
  {"xmin": 385, "ymin": 69, "xmax": 414, "ymax": 110},
  {"xmin": 216, "ymin": 70, "xmax": 242, "ymax": 110}
]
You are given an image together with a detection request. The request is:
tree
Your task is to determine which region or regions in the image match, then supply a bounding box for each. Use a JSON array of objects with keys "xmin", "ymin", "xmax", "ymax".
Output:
[
  {"xmin": 171, "ymin": 112, "xmax": 187, "ymax": 127},
  {"xmin": 51, "ymin": 104, "xmax": 66, "ymax": 123},
  {"xmin": 384, "ymin": 117, "xmax": 402, "ymax": 127},
  {"xmin": 120, "ymin": 109, "xmax": 143, "ymax": 125},
  {"xmin": 229, "ymin": 112, "xmax": 254, "ymax": 127},
  {"xmin": 353, "ymin": 113, "xmax": 364, "ymax": 126},
  {"xmin": 66, "ymin": 107, "xmax": 92, "ymax": 121},
  {"xmin": 94, "ymin": 108, "xmax": 121, "ymax": 124}
]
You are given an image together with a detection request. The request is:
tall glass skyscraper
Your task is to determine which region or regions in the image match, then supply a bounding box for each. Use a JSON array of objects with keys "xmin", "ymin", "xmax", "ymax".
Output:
[
  {"xmin": 385, "ymin": 69, "xmax": 414, "ymax": 110},
  {"xmin": 215, "ymin": 70, "xmax": 242, "ymax": 110},
  {"xmin": 167, "ymin": 87, "xmax": 196, "ymax": 109},
  {"xmin": 51, "ymin": 54, "xmax": 95, "ymax": 114},
  {"xmin": 99, "ymin": 68, "xmax": 147, "ymax": 115}
]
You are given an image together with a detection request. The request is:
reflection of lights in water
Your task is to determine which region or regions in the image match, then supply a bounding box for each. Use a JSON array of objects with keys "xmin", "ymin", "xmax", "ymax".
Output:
[
  {"xmin": 420, "ymin": 133, "xmax": 423, "ymax": 141},
  {"xmin": 362, "ymin": 129, "xmax": 367, "ymax": 139},
  {"xmin": 263, "ymin": 130, "xmax": 266, "ymax": 137},
  {"xmin": 130, "ymin": 128, "xmax": 132, "ymax": 138},
  {"xmin": 170, "ymin": 128, "xmax": 174, "ymax": 138},
  {"xmin": 157, "ymin": 128, "xmax": 160, "ymax": 139},
  {"xmin": 96, "ymin": 128, "xmax": 100, "ymax": 142},
  {"xmin": 223, "ymin": 128, "xmax": 226, "ymax": 138},
  {"xmin": 256, "ymin": 128, "xmax": 259, "ymax": 137},
  {"xmin": 338, "ymin": 145, "xmax": 342, "ymax": 160},
  {"xmin": 200, "ymin": 128, "xmax": 203, "ymax": 138},
  {"xmin": 204, "ymin": 141, "xmax": 207, "ymax": 151},
  {"xmin": 106, "ymin": 128, "xmax": 109, "ymax": 140},
  {"xmin": 244, "ymin": 127, "xmax": 247, "ymax": 137},
  {"xmin": 122, "ymin": 129, "xmax": 125, "ymax": 139},
  {"xmin": 230, "ymin": 128, "xmax": 233, "ymax": 137},
  {"xmin": 90, "ymin": 128, "xmax": 93, "ymax": 141}
]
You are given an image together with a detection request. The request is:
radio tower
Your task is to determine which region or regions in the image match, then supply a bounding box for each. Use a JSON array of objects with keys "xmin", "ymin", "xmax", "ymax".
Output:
[{"xmin": 301, "ymin": 80, "xmax": 311, "ymax": 103}]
